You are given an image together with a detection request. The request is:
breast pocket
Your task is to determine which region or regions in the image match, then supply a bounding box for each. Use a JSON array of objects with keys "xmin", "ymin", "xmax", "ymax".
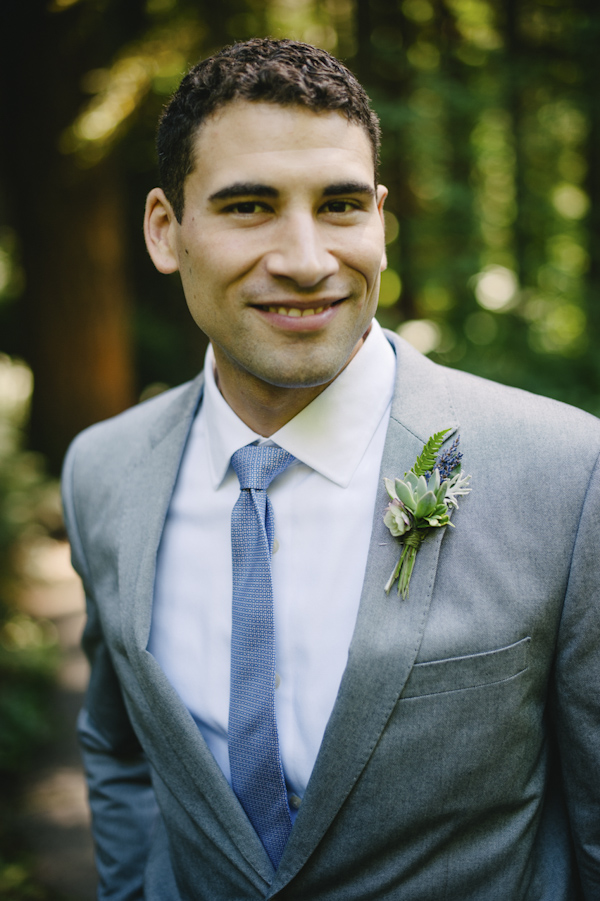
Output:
[{"xmin": 401, "ymin": 636, "xmax": 531, "ymax": 699}]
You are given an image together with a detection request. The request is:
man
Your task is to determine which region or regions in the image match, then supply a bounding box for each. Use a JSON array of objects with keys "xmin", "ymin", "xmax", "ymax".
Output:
[{"xmin": 62, "ymin": 38, "xmax": 600, "ymax": 900}]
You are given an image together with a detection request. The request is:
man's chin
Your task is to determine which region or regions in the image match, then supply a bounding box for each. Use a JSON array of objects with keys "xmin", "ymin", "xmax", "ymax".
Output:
[
  {"xmin": 257, "ymin": 332, "xmax": 369, "ymax": 389},
  {"xmin": 254, "ymin": 357, "xmax": 353, "ymax": 391}
]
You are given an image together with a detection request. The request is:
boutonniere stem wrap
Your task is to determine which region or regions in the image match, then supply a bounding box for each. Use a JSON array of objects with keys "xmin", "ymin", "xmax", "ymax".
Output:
[{"xmin": 383, "ymin": 429, "xmax": 471, "ymax": 599}]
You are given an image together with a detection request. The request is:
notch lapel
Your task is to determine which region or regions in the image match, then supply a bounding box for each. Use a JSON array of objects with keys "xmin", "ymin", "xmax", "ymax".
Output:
[
  {"xmin": 117, "ymin": 376, "xmax": 275, "ymax": 889},
  {"xmin": 271, "ymin": 334, "xmax": 460, "ymax": 893},
  {"xmin": 118, "ymin": 378, "xmax": 203, "ymax": 654}
]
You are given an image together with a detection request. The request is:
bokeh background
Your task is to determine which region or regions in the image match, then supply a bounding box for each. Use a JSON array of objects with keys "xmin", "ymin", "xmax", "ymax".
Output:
[{"xmin": 1, "ymin": 0, "xmax": 599, "ymax": 897}]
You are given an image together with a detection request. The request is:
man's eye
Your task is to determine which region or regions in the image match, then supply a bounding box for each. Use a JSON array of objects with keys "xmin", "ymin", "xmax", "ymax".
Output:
[
  {"xmin": 323, "ymin": 200, "xmax": 359, "ymax": 213},
  {"xmin": 225, "ymin": 201, "xmax": 270, "ymax": 214}
]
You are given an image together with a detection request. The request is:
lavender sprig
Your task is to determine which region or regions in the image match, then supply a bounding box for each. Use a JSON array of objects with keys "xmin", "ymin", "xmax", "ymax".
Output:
[{"xmin": 428, "ymin": 436, "xmax": 463, "ymax": 482}]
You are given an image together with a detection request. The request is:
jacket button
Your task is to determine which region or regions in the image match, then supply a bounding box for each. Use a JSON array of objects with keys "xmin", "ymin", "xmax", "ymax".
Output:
[{"xmin": 289, "ymin": 794, "xmax": 302, "ymax": 810}]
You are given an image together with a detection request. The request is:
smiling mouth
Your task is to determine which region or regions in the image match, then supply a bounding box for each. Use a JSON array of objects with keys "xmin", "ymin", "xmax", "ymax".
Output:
[
  {"xmin": 257, "ymin": 299, "xmax": 344, "ymax": 318},
  {"xmin": 266, "ymin": 305, "xmax": 325, "ymax": 317}
]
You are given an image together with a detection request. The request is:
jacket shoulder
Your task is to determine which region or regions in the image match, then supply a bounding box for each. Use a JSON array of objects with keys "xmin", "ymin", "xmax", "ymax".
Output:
[
  {"xmin": 63, "ymin": 375, "xmax": 203, "ymax": 486},
  {"xmin": 384, "ymin": 330, "xmax": 600, "ymax": 474},
  {"xmin": 433, "ymin": 358, "xmax": 600, "ymax": 492},
  {"xmin": 387, "ymin": 329, "xmax": 600, "ymax": 444},
  {"xmin": 442, "ymin": 362, "xmax": 600, "ymax": 444}
]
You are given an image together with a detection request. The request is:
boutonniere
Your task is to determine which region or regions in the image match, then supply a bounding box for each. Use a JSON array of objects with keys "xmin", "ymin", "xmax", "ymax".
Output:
[{"xmin": 383, "ymin": 429, "xmax": 471, "ymax": 598}]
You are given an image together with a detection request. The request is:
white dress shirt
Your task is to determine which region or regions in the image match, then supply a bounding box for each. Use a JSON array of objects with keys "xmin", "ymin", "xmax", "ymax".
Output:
[{"xmin": 149, "ymin": 320, "xmax": 396, "ymax": 812}]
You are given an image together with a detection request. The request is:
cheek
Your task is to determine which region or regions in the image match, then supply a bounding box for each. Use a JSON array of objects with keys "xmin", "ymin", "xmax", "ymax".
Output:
[
  {"xmin": 177, "ymin": 247, "xmax": 225, "ymax": 308},
  {"xmin": 345, "ymin": 227, "xmax": 386, "ymax": 276},
  {"xmin": 194, "ymin": 236, "xmax": 261, "ymax": 289},
  {"xmin": 357, "ymin": 247, "xmax": 387, "ymax": 291},
  {"xmin": 369, "ymin": 272, "xmax": 382, "ymax": 304}
]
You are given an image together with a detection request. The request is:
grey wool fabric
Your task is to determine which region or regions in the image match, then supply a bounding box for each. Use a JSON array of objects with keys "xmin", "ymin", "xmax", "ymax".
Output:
[{"xmin": 62, "ymin": 331, "xmax": 600, "ymax": 900}]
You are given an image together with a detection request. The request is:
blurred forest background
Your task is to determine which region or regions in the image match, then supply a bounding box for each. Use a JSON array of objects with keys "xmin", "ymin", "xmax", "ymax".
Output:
[
  {"xmin": 1, "ymin": 0, "xmax": 599, "ymax": 895},
  {"xmin": 2, "ymin": 0, "xmax": 600, "ymax": 473}
]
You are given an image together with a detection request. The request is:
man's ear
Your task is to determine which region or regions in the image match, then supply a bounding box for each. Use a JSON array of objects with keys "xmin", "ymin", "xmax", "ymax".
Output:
[
  {"xmin": 143, "ymin": 188, "xmax": 180, "ymax": 274},
  {"xmin": 376, "ymin": 184, "xmax": 388, "ymax": 272}
]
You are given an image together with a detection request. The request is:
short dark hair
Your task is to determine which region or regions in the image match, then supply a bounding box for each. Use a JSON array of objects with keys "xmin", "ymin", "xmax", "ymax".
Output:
[{"xmin": 157, "ymin": 38, "xmax": 381, "ymax": 222}]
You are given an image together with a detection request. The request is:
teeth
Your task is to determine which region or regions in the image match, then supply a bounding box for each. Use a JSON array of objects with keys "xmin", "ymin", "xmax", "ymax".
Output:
[{"xmin": 266, "ymin": 306, "xmax": 326, "ymax": 317}]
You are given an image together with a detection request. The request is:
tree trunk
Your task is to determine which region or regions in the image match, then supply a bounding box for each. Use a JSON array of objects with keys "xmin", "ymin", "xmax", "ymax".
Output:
[
  {"xmin": 1, "ymin": 0, "xmax": 137, "ymax": 473},
  {"xmin": 23, "ymin": 158, "xmax": 135, "ymax": 471},
  {"xmin": 353, "ymin": 0, "xmax": 418, "ymax": 320}
]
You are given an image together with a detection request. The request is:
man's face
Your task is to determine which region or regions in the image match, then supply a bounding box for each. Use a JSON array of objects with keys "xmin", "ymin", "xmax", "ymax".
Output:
[{"xmin": 157, "ymin": 101, "xmax": 387, "ymax": 395}]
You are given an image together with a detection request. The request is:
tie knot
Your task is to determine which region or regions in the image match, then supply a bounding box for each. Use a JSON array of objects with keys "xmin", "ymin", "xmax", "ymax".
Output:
[{"xmin": 231, "ymin": 444, "xmax": 295, "ymax": 491}]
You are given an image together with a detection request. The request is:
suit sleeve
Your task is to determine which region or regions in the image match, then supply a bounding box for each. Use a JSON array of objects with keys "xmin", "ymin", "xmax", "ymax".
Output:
[
  {"xmin": 62, "ymin": 440, "xmax": 159, "ymax": 901},
  {"xmin": 552, "ymin": 449, "xmax": 600, "ymax": 899}
]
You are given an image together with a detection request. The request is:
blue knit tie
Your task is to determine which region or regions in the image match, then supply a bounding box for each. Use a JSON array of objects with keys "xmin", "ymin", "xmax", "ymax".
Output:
[{"xmin": 229, "ymin": 444, "xmax": 295, "ymax": 868}]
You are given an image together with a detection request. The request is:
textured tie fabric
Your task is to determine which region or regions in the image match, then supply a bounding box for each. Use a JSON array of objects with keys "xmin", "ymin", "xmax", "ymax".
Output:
[{"xmin": 229, "ymin": 444, "xmax": 296, "ymax": 869}]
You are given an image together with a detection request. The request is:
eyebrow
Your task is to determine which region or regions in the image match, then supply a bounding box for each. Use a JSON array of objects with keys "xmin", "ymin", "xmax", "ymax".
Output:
[
  {"xmin": 323, "ymin": 182, "xmax": 375, "ymax": 198},
  {"xmin": 208, "ymin": 183, "xmax": 279, "ymax": 203},
  {"xmin": 208, "ymin": 180, "xmax": 375, "ymax": 203}
]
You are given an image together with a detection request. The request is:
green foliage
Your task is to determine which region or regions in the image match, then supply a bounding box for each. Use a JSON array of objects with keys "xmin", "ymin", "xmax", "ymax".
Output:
[
  {"xmin": 0, "ymin": 361, "xmax": 60, "ymax": 897},
  {"xmin": 0, "ymin": 621, "xmax": 58, "ymax": 775},
  {"xmin": 1, "ymin": 0, "xmax": 599, "ymax": 469},
  {"xmin": 358, "ymin": 0, "xmax": 600, "ymax": 417},
  {"xmin": 0, "ymin": 360, "xmax": 59, "ymax": 763},
  {"xmin": 0, "ymin": 857, "xmax": 56, "ymax": 900},
  {"xmin": 410, "ymin": 429, "xmax": 450, "ymax": 477}
]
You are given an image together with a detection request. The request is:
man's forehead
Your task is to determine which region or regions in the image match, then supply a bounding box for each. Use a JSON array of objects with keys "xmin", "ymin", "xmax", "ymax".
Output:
[
  {"xmin": 188, "ymin": 100, "xmax": 375, "ymax": 184},
  {"xmin": 195, "ymin": 98, "xmax": 365, "ymax": 136}
]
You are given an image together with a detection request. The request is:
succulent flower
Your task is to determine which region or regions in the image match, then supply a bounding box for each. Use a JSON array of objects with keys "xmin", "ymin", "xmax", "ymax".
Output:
[
  {"xmin": 384, "ymin": 469, "xmax": 452, "ymax": 529},
  {"xmin": 383, "ymin": 498, "xmax": 412, "ymax": 537}
]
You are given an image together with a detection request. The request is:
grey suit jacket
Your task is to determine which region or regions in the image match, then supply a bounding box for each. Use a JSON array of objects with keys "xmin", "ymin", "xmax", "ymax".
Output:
[{"xmin": 62, "ymin": 332, "xmax": 600, "ymax": 900}]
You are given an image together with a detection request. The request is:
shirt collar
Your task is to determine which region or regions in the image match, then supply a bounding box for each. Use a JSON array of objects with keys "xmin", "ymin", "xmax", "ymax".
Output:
[{"xmin": 202, "ymin": 319, "xmax": 396, "ymax": 489}]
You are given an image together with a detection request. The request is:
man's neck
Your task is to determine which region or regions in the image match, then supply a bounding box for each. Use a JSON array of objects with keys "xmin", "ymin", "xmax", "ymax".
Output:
[
  {"xmin": 213, "ymin": 367, "xmax": 331, "ymax": 437},
  {"xmin": 212, "ymin": 334, "xmax": 368, "ymax": 437}
]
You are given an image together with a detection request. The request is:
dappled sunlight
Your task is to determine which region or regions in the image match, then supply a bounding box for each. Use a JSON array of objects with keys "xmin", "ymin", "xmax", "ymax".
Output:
[
  {"xmin": 49, "ymin": 0, "xmax": 83, "ymax": 10},
  {"xmin": 23, "ymin": 767, "xmax": 90, "ymax": 829},
  {"xmin": 61, "ymin": 26, "xmax": 203, "ymax": 165},
  {"xmin": 397, "ymin": 318, "xmax": 442, "ymax": 355},
  {"xmin": 525, "ymin": 298, "xmax": 588, "ymax": 357},
  {"xmin": 378, "ymin": 269, "xmax": 402, "ymax": 308},
  {"xmin": 17, "ymin": 538, "xmax": 85, "ymax": 622},
  {"xmin": 402, "ymin": 0, "xmax": 434, "ymax": 25},
  {"xmin": 552, "ymin": 183, "xmax": 589, "ymax": 220},
  {"xmin": 474, "ymin": 265, "xmax": 519, "ymax": 312},
  {"xmin": 446, "ymin": 0, "xmax": 503, "ymax": 51},
  {"xmin": 0, "ymin": 355, "xmax": 32, "ymax": 420}
]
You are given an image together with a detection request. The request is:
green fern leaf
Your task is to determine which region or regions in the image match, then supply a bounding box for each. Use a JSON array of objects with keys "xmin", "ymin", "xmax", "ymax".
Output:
[{"xmin": 410, "ymin": 429, "xmax": 450, "ymax": 478}]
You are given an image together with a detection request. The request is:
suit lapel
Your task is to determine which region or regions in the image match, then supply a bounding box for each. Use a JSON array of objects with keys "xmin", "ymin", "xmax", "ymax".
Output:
[
  {"xmin": 118, "ymin": 379, "xmax": 202, "ymax": 652},
  {"xmin": 118, "ymin": 376, "xmax": 275, "ymax": 889},
  {"xmin": 271, "ymin": 333, "xmax": 460, "ymax": 892}
]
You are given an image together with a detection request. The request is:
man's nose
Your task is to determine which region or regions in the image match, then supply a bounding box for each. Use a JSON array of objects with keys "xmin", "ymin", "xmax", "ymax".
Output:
[{"xmin": 264, "ymin": 214, "xmax": 339, "ymax": 287}]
